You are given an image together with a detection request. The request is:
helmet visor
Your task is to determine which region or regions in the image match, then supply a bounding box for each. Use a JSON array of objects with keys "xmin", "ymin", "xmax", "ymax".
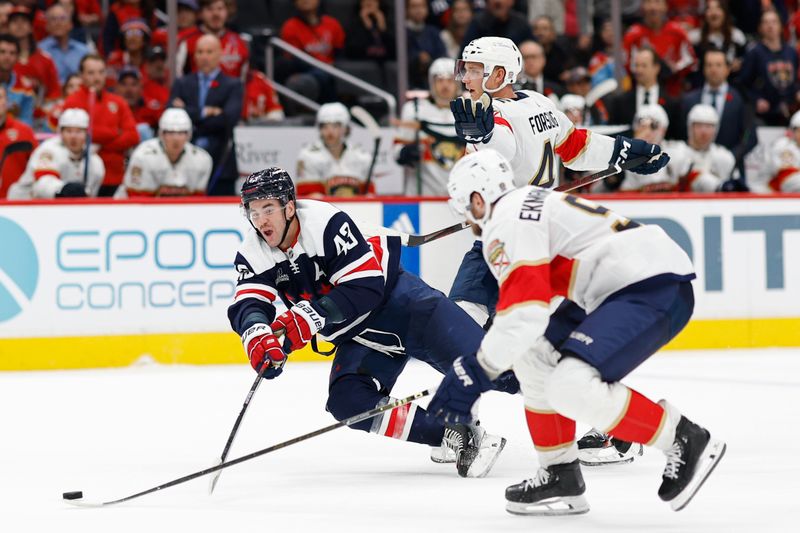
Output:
[{"xmin": 455, "ymin": 60, "xmax": 488, "ymax": 82}]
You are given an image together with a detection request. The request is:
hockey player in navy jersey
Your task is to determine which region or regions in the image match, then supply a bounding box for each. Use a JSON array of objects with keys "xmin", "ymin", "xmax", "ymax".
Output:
[
  {"xmin": 428, "ymin": 149, "xmax": 726, "ymax": 515},
  {"xmin": 227, "ymin": 167, "xmax": 516, "ymax": 477}
]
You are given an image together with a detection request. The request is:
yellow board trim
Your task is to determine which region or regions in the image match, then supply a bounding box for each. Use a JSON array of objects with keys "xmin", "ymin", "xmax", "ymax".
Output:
[{"xmin": 0, "ymin": 317, "xmax": 799, "ymax": 371}]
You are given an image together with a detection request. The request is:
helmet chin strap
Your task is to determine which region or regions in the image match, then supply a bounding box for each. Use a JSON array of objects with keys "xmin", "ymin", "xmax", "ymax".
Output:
[{"xmin": 277, "ymin": 204, "xmax": 296, "ymax": 249}]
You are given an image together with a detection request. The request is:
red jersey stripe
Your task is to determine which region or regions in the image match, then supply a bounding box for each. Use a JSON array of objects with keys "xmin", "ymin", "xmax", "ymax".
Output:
[
  {"xmin": 550, "ymin": 255, "xmax": 577, "ymax": 299},
  {"xmin": 494, "ymin": 115, "xmax": 513, "ymax": 131},
  {"xmin": 234, "ymin": 288, "xmax": 276, "ymax": 301},
  {"xmin": 555, "ymin": 127, "xmax": 590, "ymax": 165},
  {"xmin": 496, "ymin": 261, "xmax": 552, "ymax": 312},
  {"xmin": 771, "ymin": 167, "xmax": 798, "ymax": 192}
]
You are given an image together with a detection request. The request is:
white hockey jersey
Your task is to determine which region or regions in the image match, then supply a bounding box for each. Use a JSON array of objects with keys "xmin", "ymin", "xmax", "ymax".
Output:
[
  {"xmin": 117, "ymin": 138, "xmax": 213, "ymax": 197},
  {"xmin": 763, "ymin": 136, "xmax": 800, "ymax": 192},
  {"xmin": 394, "ymin": 97, "xmax": 465, "ymax": 196},
  {"xmin": 296, "ymin": 141, "xmax": 372, "ymax": 197},
  {"xmin": 8, "ymin": 136, "xmax": 104, "ymax": 199},
  {"xmin": 478, "ymin": 186, "xmax": 695, "ymax": 373},
  {"xmin": 594, "ymin": 140, "xmax": 693, "ymax": 192},
  {"xmin": 680, "ymin": 141, "xmax": 737, "ymax": 192},
  {"xmin": 469, "ymin": 90, "xmax": 617, "ymax": 188}
]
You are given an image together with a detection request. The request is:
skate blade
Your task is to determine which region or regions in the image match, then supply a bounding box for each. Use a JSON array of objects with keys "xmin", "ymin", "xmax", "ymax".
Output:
[
  {"xmin": 506, "ymin": 495, "xmax": 590, "ymax": 516},
  {"xmin": 579, "ymin": 456, "xmax": 634, "ymax": 467},
  {"xmin": 578, "ymin": 443, "xmax": 642, "ymax": 467},
  {"xmin": 669, "ymin": 438, "xmax": 727, "ymax": 512},
  {"xmin": 466, "ymin": 437, "xmax": 506, "ymax": 478}
]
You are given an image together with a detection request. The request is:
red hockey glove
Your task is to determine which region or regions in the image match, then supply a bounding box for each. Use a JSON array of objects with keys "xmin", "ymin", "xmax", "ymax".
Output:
[
  {"xmin": 270, "ymin": 301, "xmax": 326, "ymax": 352},
  {"xmin": 242, "ymin": 324, "xmax": 286, "ymax": 379}
]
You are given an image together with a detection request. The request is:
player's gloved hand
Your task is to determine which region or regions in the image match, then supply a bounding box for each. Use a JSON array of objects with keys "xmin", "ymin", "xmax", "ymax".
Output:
[
  {"xmin": 242, "ymin": 323, "xmax": 286, "ymax": 379},
  {"xmin": 428, "ymin": 353, "xmax": 494, "ymax": 424},
  {"xmin": 270, "ymin": 300, "xmax": 326, "ymax": 352},
  {"xmin": 719, "ymin": 178, "xmax": 749, "ymax": 192},
  {"xmin": 451, "ymin": 93, "xmax": 494, "ymax": 144},
  {"xmin": 492, "ymin": 370, "xmax": 520, "ymax": 395},
  {"xmin": 609, "ymin": 135, "xmax": 670, "ymax": 174},
  {"xmin": 56, "ymin": 182, "xmax": 88, "ymax": 198},
  {"xmin": 396, "ymin": 143, "xmax": 421, "ymax": 167}
]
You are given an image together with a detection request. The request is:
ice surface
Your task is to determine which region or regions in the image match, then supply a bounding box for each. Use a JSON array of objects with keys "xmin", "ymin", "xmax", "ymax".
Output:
[{"xmin": 2, "ymin": 348, "xmax": 798, "ymax": 532}]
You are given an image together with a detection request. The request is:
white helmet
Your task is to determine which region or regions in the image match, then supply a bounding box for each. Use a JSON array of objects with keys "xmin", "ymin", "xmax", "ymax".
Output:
[
  {"xmin": 59, "ymin": 108, "xmax": 89, "ymax": 129},
  {"xmin": 790, "ymin": 110, "xmax": 800, "ymax": 129},
  {"xmin": 634, "ymin": 104, "xmax": 669, "ymax": 129},
  {"xmin": 428, "ymin": 57, "xmax": 456, "ymax": 86},
  {"xmin": 560, "ymin": 94, "xmax": 586, "ymax": 113},
  {"xmin": 458, "ymin": 37, "xmax": 522, "ymax": 94},
  {"xmin": 316, "ymin": 102, "xmax": 350, "ymax": 128},
  {"xmin": 687, "ymin": 104, "xmax": 719, "ymax": 127},
  {"xmin": 447, "ymin": 149, "xmax": 515, "ymax": 229},
  {"xmin": 159, "ymin": 107, "xmax": 192, "ymax": 133}
]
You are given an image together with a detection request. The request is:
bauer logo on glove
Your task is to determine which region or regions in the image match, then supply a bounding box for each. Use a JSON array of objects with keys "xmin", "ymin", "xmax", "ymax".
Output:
[{"xmin": 270, "ymin": 300, "xmax": 326, "ymax": 352}]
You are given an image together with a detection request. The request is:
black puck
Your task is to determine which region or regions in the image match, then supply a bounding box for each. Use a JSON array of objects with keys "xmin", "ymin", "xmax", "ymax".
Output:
[{"xmin": 63, "ymin": 491, "xmax": 83, "ymax": 500}]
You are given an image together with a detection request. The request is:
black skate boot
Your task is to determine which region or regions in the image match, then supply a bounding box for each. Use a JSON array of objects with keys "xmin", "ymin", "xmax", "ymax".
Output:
[
  {"xmin": 505, "ymin": 460, "xmax": 590, "ymax": 516},
  {"xmin": 443, "ymin": 423, "xmax": 506, "ymax": 478},
  {"xmin": 658, "ymin": 416, "xmax": 726, "ymax": 511},
  {"xmin": 577, "ymin": 428, "xmax": 643, "ymax": 466}
]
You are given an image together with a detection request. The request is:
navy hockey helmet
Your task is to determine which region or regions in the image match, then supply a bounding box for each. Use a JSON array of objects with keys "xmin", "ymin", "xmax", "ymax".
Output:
[{"xmin": 240, "ymin": 167, "xmax": 296, "ymax": 208}]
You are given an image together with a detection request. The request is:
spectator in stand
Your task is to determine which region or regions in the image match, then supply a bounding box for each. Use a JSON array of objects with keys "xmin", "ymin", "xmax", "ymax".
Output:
[
  {"xmin": 63, "ymin": 54, "xmax": 140, "ymax": 196},
  {"xmin": 0, "ymin": 34, "xmax": 34, "ymax": 125},
  {"xmin": 0, "ymin": 84, "xmax": 36, "ymax": 198},
  {"xmin": 242, "ymin": 70, "xmax": 284, "ymax": 123},
  {"xmin": 461, "ymin": 0, "xmax": 532, "ymax": 50},
  {"xmin": 170, "ymin": 34, "xmax": 242, "ymax": 195},
  {"xmin": 39, "ymin": 3, "xmax": 89, "ymax": 84},
  {"xmin": 45, "ymin": 72, "xmax": 81, "ymax": 131},
  {"xmin": 683, "ymin": 47, "xmax": 756, "ymax": 173},
  {"xmin": 56, "ymin": 0, "xmax": 95, "ymax": 44},
  {"xmin": 687, "ymin": 0, "xmax": 746, "ymax": 87},
  {"xmin": 178, "ymin": 0, "xmax": 249, "ymax": 78},
  {"xmin": 143, "ymin": 45, "xmax": 168, "ymax": 87},
  {"xmin": 152, "ymin": 0, "xmax": 199, "ymax": 49},
  {"xmin": 278, "ymin": 0, "xmax": 344, "ymax": 105},
  {"xmin": 623, "ymin": 0, "xmax": 696, "ymax": 98},
  {"xmin": 8, "ymin": 6, "xmax": 60, "ymax": 125},
  {"xmin": 738, "ymin": 9, "xmax": 798, "ymax": 127},
  {"xmin": 8, "ymin": 108, "xmax": 105, "ymax": 199},
  {"xmin": 607, "ymin": 46, "xmax": 683, "ymax": 140},
  {"xmin": 0, "ymin": 1, "xmax": 11, "ymax": 34},
  {"xmin": 345, "ymin": 0, "xmax": 395, "ymax": 62},
  {"xmin": 72, "ymin": 0, "xmax": 101, "ymax": 33},
  {"xmin": 116, "ymin": 108, "xmax": 212, "ymax": 197},
  {"xmin": 103, "ymin": 0, "xmax": 154, "ymax": 54},
  {"xmin": 14, "ymin": 0, "xmax": 46, "ymax": 41},
  {"xmin": 563, "ymin": 66, "xmax": 609, "ymax": 125},
  {"xmin": 116, "ymin": 66, "xmax": 165, "ymax": 140},
  {"xmin": 513, "ymin": 40, "xmax": 564, "ymax": 98},
  {"xmin": 440, "ymin": 0, "xmax": 472, "ymax": 59},
  {"xmin": 106, "ymin": 18, "xmax": 149, "ymax": 88},
  {"xmin": 532, "ymin": 15, "xmax": 572, "ymax": 83},
  {"xmin": 589, "ymin": 18, "xmax": 618, "ymax": 88},
  {"xmin": 406, "ymin": 0, "xmax": 446, "ymax": 89}
]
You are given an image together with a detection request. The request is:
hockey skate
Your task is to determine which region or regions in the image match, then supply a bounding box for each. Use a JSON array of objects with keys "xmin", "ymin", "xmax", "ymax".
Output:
[
  {"xmin": 658, "ymin": 416, "xmax": 726, "ymax": 511},
  {"xmin": 505, "ymin": 460, "xmax": 590, "ymax": 516},
  {"xmin": 442, "ymin": 423, "xmax": 506, "ymax": 478},
  {"xmin": 577, "ymin": 428, "xmax": 643, "ymax": 466},
  {"xmin": 430, "ymin": 443, "xmax": 456, "ymax": 463}
]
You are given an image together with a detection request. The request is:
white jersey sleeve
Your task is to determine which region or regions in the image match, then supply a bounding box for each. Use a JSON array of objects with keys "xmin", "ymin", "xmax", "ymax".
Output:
[
  {"xmin": 766, "ymin": 136, "xmax": 800, "ymax": 191},
  {"xmin": 683, "ymin": 143, "xmax": 736, "ymax": 192},
  {"xmin": 467, "ymin": 91, "xmax": 616, "ymax": 188},
  {"xmin": 12, "ymin": 137, "xmax": 105, "ymax": 199},
  {"xmin": 120, "ymin": 138, "xmax": 212, "ymax": 196}
]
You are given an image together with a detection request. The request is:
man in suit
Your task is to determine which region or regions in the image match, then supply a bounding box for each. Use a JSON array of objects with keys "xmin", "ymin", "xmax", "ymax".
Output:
[
  {"xmin": 683, "ymin": 47, "xmax": 757, "ymax": 173},
  {"xmin": 513, "ymin": 40, "xmax": 564, "ymax": 98},
  {"xmin": 170, "ymin": 33, "xmax": 243, "ymax": 195},
  {"xmin": 607, "ymin": 46, "xmax": 683, "ymax": 140}
]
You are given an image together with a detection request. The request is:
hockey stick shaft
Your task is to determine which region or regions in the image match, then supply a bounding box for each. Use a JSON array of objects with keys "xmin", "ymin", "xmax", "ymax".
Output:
[
  {"xmin": 350, "ymin": 106, "xmax": 381, "ymax": 193},
  {"xmin": 65, "ymin": 387, "xmax": 434, "ymax": 507},
  {"xmin": 208, "ymin": 328, "xmax": 286, "ymax": 494},
  {"xmin": 399, "ymin": 153, "xmax": 663, "ymax": 247}
]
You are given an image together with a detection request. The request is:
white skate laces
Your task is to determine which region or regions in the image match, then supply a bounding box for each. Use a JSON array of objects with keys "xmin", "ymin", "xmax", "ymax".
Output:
[
  {"xmin": 523, "ymin": 467, "xmax": 551, "ymax": 490},
  {"xmin": 663, "ymin": 441, "xmax": 686, "ymax": 479}
]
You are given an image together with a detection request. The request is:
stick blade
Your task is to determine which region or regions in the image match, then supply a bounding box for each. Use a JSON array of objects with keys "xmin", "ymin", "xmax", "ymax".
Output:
[
  {"xmin": 350, "ymin": 106, "xmax": 381, "ymax": 136},
  {"xmin": 208, "ymin": 459, "xmax": 223, "ymax": 495}
]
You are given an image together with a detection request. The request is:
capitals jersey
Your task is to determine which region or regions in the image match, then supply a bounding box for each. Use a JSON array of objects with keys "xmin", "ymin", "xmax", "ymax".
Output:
[
  {"xmin": 469, "ymin": 90, "xmax": 616, "ymax": 189},
  {"xmin": 764, "ymin": 136, "xmax": 800, "ymax": 192},
  {"xmin": 9, "ymin": 136, "xmax": 104, "ymax": 198},
  {"xmin": 394, "ymin": 97, "xmax": 465, "ymax": 196},
  {"xmin": 296, "ymin": 141, "xmax": 373, "ymax": 196},
  {"xmin": 228, "ymin": 200, "xmax": 402, "ymax": 345},
  {"xmin": 116, "ymin": 138, "xmax": 212, "ymax": 197},
  {"xmin": 478, "ymin": 186, "xmax": 695, "ymax": 372}
]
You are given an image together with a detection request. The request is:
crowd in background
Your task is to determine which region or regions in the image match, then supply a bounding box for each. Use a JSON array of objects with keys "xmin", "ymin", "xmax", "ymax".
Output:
[{"xmin": 1, "ymin": 0, "xmax": 800, "ymax": 198}]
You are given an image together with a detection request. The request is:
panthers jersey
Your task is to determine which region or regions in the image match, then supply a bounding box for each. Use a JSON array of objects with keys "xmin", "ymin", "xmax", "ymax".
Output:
[
  {"xmin": 679, "ymin": 141, "xmax": 737, "ymax": 192},
  {"xmin": 117, "ymin": 138, "xmax": 212, "ymax": 197},
  {"xmin": 764, "ymin": 136, "xmax": 800, "ymax": 192},
  {"xmin": 478, "ymin": 186, "xmax": 695, "ymax": 372},
  {"xmin": 468, "ymin": 90, "xmax": 616, "ymax": 188},
  {"xmin": 9, "ymin": 136, "xmax": 104, "ymax": 198},
  {"xmin": 394, "ymin": 97, "xmax": 465, "ymax": 196},
  {"xmin": 296, "ymin": 141, "xmax": 373, "ymax": 197},
  {"xmin": 228, "ymin": 200, "xmax": 402, "ymax": 345}
]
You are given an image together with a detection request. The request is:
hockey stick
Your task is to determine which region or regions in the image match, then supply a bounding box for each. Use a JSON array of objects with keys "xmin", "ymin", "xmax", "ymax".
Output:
[
  {"xmin": 373, "ymin": 153, "xmax": 665, "ymax": 247},
  {"xmin": 207, "ymin": 328, "xmax": 286, "ymax": 495},
  {"xmin": 0, "ymin": 140, "xmax": 34, "ymax": 190},
  {"xmin": 63, "ymin": 387, "xmax": 434, "ymax": 507},
  {"xmin": 350, "ymin": 106, "xmax": 381, "ymax": 194}
]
